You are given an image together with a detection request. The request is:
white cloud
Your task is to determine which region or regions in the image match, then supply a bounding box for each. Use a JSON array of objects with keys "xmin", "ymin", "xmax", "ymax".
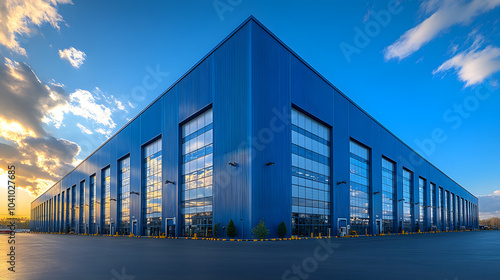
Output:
[
  {"xmin": 68, "ymin": 89, "xmax": 116, "ymax": 129},
  {"xmin": 95, "ymin": 128, "xmax": 112, "ymax": 137},
  {"xmin": 0, "ymin": 0, "xmax": 72, "ymax": 55},
  {"xmin": 479, "ymin": 190, "xmax": 500, "ymax": 219},
  {"xmin": 58, "ymin": 47, "xmax": 86, "ymax": 68},
  {"xmin": 114, "ymin": 99, "xmax": 125, "ymax": 111},
  {"xmin": 76, "ymin": 123, "xmax": 93, "ymax": 134},
  {"xmin": 384, "ymin": 0, "xmax": 500, "ymax": 60},
  {"xmin": 93, "ymin": 88, "xmax": 128, "ymax": 112},
  {"xmin": 433, "ymin": 44, "xmax": 500, "ymax": 86}
]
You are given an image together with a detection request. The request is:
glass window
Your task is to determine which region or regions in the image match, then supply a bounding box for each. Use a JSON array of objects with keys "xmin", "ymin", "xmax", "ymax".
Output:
[
  {"xmin": 71, "ymin": 185, "xmax": 76, "ymax": 232},
  {"xmin": 182, "ymin": 109, "xmax": 213, "ymax": 237},
  {"xmin": 102, "ymin": 167, "xmax": 111, "ymax": 234},
  {"xmin": 439, "ymin": 187, "xmax": 445, "ymax": 231},
  {"xmin": 142, "ymin": 139, "xmax": 162, "ymax": 236},
  {"xmin": 430, "ymin": 183, "xmax": 436, "ymax": 229},
  {"xmin": 402, "ymin": 169, "xmax": 413, "ymax": 232},
  {"xmin": 350, "ymin": 140, "xmax": 370, "ymax": 235},
  {"xmin": 381, "ymin": 157, "xmax": 395, "ymax": 234},
  {"xmin": 418, "ymin": 177, "xmax": 426, "ymax": 231},
  {"xmin": 118, "ymin": 157, "xmax": 131, "ymax": 235},
  {"xmin": 89, "ymin": 175, "xmax": 97, "ymax": 234},
  {"xmin": 79, "ymin": 180, "xmax": 86, "ymax": 234},
  {"xmin": 291, "ymin": 108, "xmax": 331, "ymax": 237}
]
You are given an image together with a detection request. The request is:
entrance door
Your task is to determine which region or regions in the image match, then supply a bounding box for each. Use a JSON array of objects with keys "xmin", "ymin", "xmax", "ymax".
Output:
[
  {"xmin": 376, "ymin": 219, "xmax": 381, "ymax": 235},
  {"xmin": 132, "ymin": 221, "xmax": 137, "ymax": 235},
  {"xmin": 337, "ymin": 218, "xmax": 347, "ymax": 236}
]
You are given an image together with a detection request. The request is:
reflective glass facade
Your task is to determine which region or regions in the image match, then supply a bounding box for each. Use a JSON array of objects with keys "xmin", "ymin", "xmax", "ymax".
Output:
[
  {"xmin": 89, "ymin": 175, "xmax": 97, "ymax": 234},
  {"xmin": 102, "ymin": 167, "xmax": 111, "ymax": 234},
  {"xmin": 143, "ymin": 138, "xmax": 162, "ymax": 236},
  {"xmin": 430, "ymin": 183, "xmax": 436, "ymax": 229},
  {"xmin": 450, "ymin": 193, "xmax": 455, "ymax": 230},
  {"xmin": 445, "ymin": 190, "xmax": 450, "ymax": 230},
  {"xmin": 439, "ymin": 187, "xmax": 444, "ymax": 230},
  {"xmin": 381, "ymin": 158, "xmax": 395, "ymax": 234},
  {"xmin": 79, "ymin": 181, "xmax": 85, "ymax": 233},
  {"xmin": 418, "ymin": 177, "xmax": 426, "ymax": 231},
  {"xmin": 118, "ymin": 157, "xmax": 131, "ymax": 235},
  {"xmin": 350, "ymin": 140, "xmax": 370, "ymax": 235},
  {"xmin": 181, "ymin": 109, "xmax": 213, "ymax": 237},
  {"xmin": 65, "ymin": 190, "xmax": 70, "ymax": 232},
  {"xmin": 402, "ymin": 169, "xmax": 413, "ymax": 232},
  {"xmin": 291, "ymin": 108, "xmax": 331, "ymax": 237},
  {"xmin": 71, "ymin": 185, "xmax": 76, "ymax": 232}
]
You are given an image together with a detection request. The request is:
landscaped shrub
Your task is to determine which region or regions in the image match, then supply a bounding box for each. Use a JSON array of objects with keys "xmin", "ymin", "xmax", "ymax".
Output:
[
  {"xmin": 227, "ymin": 219, "xmax": 237, "ymax": 238},
  {"xmin": 252, "ymin": 220, "xmax": 270, "ymax": 239},
  {"xmin": 277, "ymin": 221, "xmax": 287, "ymax": 238},
  {"xmin": 213, "ymin": 223, "xmax": 221, "ymax": 238}
]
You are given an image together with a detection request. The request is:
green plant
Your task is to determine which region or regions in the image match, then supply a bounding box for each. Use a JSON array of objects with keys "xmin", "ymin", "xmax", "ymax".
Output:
[
  {"xmin": 227, "ymin": 219, "xmax": 237, "ymax": 238},
  {"xmin": 213, "ymin": 223, "xmax": 221, "ymax": 238},
  {"xmin": 252, "ymin": 220, "xmax": 270, "ymax": 239},
  {"xmin": 277, "ymin": 221, "xmax": 287, "ymax": 238}
]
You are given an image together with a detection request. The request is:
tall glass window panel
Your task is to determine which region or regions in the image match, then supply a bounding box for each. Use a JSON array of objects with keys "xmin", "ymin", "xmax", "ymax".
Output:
[
  {"xmin": 445, "ymin": 190, "xmax": 450, "ymax": 230},
  {"xmin": 60, "ymin": 192, "xmax": 65, "ymax": 233},
  {"xmin": 450, "ymin": 193, "xmax": 455, "ymax": 230},
  {"xmin": 418, "ymin": 177, "xmax": 426, "ymax": 231},
  {"xmin": 291, "ymin": 108, "xmax": 331, "ymax": 237},
  {"xmin": 143, "ymin": 138, "xmax": 162, "ymax": 236},
  {"xmin": 430, "ymin": 183, "xmax": 436, "ymax": 229},
  {"xmin": 181, "ymin": 109, "xmax": 213, "ymax": 237},
  {"xmin": 381, "ymin": 158, "xmax": 395, "ymax": 234},
  {"xmin": 439, "ymin": 187, "xmax": 444, "ymax": 231},
  {"xmin": 71, "ymin": 186, "xmax": 76, "ymax": 232},
  {"xmin": 461, "ymin": 198, "xmax": 465, "ymax": 229},
  {"xmin": 402, "ymin": 169, "xmax": 413, "ymax": 232},
  {"xmin": 350, "ymin": 140, "xmax": 370, "ymax": 235},
  {"xmin": 79, "ymin": 181, "xmax": 85, "ymax": 233},
  {"xmin": 89, "ymin": 175, "xmax": 96, "ymax": 234},
  {"xmin": 118, "ymin": 157, "xmax": 131, "ymax": 235},
  {"xmin": 102, "ymin": 167, "xmax": 111, "ymax": 234}
]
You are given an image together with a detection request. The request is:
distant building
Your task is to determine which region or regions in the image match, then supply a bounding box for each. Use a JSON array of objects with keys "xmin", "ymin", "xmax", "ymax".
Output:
[{"xmin": 31, "ymin": 17, "xmax": 479, "ymax": 238}]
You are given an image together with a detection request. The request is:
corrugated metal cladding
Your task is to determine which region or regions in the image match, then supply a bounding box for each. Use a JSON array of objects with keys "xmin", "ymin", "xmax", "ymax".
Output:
[{"xmin": 30, "ymin": 16, "xmax": 479, "ymax": 238}]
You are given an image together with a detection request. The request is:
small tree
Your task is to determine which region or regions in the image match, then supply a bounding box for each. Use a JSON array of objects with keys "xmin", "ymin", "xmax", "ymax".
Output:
[
  {"xmin": 277, "ymin": 221, "xmax": 287, "ymax": 238},
  {"xmin": 213, "ymin": 223, "xmax": 221, "ymax": 238},
  {"xmin": 227, "ymin": 219, "xmax": 237, "ymax": 238},
  {"xmin": 252, "ymin": 220, "xmax": 270, "ymax": 239}
]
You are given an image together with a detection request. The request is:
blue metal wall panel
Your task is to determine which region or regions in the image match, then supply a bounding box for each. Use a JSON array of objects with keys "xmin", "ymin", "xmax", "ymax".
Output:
[
  {"xmin": 162, "ymin": 86, "xmax": 179, "ymax": 235},
  {"xmin": 251, "ymin": 20, "xmax": 292, "ymax": 237},
  {"xmin": 178, "ymin": 58, "xmax": 213, "ymax": 123},
  {"xmin": 333, "ymin": 92, "xmax": 351, "ymax": 231},
  {"xmin": 212, "ymin": 22, "xmax": 251, "ymax": 238}
]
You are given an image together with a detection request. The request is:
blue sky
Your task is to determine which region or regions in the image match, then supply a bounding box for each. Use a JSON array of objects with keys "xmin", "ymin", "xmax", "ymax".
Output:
[{"xmin": 0, "ymin": 0, "xmax": 499, "ymax": 218}]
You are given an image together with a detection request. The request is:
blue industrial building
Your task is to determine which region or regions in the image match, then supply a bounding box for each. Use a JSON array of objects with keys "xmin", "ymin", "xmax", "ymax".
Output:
[{"xmin": 30, "ymin": 17, "xmax": 479, "ymax": 238}]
